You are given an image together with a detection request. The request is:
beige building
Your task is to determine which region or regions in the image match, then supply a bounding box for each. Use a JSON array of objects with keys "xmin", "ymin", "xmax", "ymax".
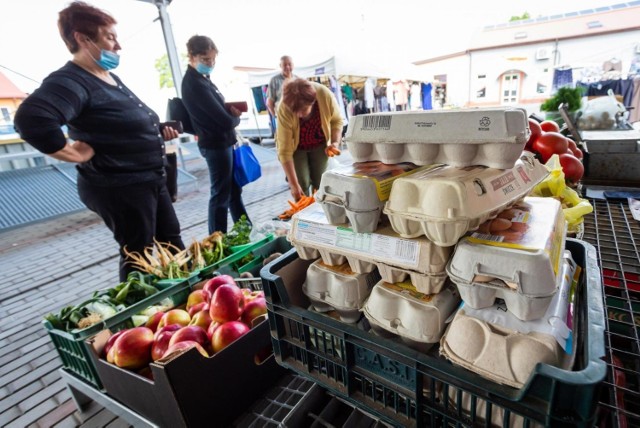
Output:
[
  {"xmin": 0, "ymin": 70, "xmax": 27, "ymax": 125},
  {"xmin": 413, "ymin": 3, "xmax": 640, "ymax": 114}
]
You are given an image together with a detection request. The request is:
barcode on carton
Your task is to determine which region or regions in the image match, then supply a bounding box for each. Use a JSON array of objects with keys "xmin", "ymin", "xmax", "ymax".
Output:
[
  {"xmin": 361, "ymin": 115, "xmax": 392, "ymax": 130},
  {"xmin": 470, "ymin": 233, "xmax": 505, "ymax": 243},
  {"xmin": 395, "ymin": 239, "xmax": 417, "ymax": 260}
]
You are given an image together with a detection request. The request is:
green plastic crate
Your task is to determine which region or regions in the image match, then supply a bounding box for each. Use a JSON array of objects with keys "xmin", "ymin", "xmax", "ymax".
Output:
[
  {"xmin": 43, "ymin": 277, "xmax": 193, "ymax": 389},
  {"xmin": 197, "ymin": 235, "xmax": 274, "ymax": 277},
  {"xmin": 261, "ymin": 239, "xmax": 607, "ymax": 427}
]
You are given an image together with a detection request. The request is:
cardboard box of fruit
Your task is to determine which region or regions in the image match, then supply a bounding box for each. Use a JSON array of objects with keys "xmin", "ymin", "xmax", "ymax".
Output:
[{"xmin": 88, "ymin": 275, "xmax": 287, "ymax": 427}]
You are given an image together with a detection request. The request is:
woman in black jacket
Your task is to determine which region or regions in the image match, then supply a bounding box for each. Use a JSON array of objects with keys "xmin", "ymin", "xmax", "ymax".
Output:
[
  {"xmin": 181, "ymin": 35, "xmax": 249, "ymax": 234},
  {"xmin": 14, "ymin": 1, "xmax": 184, "ymax": 281}
]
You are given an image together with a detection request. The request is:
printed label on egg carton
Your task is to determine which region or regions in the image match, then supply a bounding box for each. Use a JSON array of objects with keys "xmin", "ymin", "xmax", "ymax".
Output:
[{"xmin": 344, "ymin": 108, "xmax": 530, "ymax": 169}]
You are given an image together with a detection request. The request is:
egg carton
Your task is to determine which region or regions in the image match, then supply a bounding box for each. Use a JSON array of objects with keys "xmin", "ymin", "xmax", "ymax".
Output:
[
  {"xmin": 440, "ymin": 253, "xmax": 578, "ymax": 389},
  {"xmin": 344, "ymin": 107, "xmax": 530, "ymax": 169},
  {"xmin": 362, "ymin": 280, "xmax": 460, "ymax": 353},
  {"xmin": 290, "ymin": 203, "xmax": 452, "ymax": 295},
  {"xmin": 302, "ymin": 260, "xmax": 381, "ymax": 323},
  {"xmin": 383, "ymin": 151, "xmax": 548, "ymax": 246},
  {"xmin": 447, "ymin": 197, "xmax": 567, "ymax": 321},
  {"xmin": 315, "ymin": 161, "xmax": 430, "ymax": 233}
]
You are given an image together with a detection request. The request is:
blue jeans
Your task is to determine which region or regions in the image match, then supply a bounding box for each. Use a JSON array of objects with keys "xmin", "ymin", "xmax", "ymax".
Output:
[{"xmin": 199, "ymin": 146, "xmax": 249, "ymax": 234}]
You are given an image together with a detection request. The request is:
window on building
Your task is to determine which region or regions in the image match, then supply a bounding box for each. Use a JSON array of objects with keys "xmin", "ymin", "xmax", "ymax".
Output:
[
  {"xmin": 501, "ymin": 72, "xmax": 520, "ymax": 104},
  {"xmin": 537, "ymin": 82, "xmax": 547, "ymax": 94},
  {"xmin": 0, "ymin": 108, "xmax": 10, "ymax": 123},
  {"xmin": 476, "ymin": 87, "xmax": 486, "ymax": 98}
]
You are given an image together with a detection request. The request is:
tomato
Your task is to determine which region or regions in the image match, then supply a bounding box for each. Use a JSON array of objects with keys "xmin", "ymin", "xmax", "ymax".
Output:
[
  {"xmin": 526, "ymin": 119, "xmax": 542, "ymax": 151},
  {"xmin": 558, "ymin": 153, "xmax": 584, "ymax": 184},
  {"xmin": 533, "ymin": 132, "xmax": 569, "ymax": 162},
  {"xmin": 567, "ymin": 139, "xmax": 584, "ymax": 160},
  {"xmin": 540, "ymin": 120, "xmax": 560, "ymax": 133}
]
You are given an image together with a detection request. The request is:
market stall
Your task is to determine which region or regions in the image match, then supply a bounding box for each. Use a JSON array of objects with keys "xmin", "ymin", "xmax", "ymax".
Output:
[{"xmin": 48, "ymin": 107, "xmax": 640, "ymax": 427}]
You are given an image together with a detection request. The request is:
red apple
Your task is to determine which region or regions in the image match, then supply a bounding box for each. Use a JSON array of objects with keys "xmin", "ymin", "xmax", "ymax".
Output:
[
  {"xmin": 207, "ymin": 321, "xmax": 220, "ymax": 340},
  {"xmin": 144, "ymin": 311, "xmax": 165, "ymax": 333},
  {"xmin": 211, "ymin": 321, "xmax": 250, "ymax": 353},
  {"xmin": 151, "ymin": 326, "xmax": 181, "ymax": 361},
  {"xmin": 186, "ymin": 289, "xmax": 208, "ymax": 311},
  {"xmin": 169, "ymin": 325, "xmax": 209, "ymax": 348},
  {"xmin": 203, "ymin": 275, "xmax": 237, "ymax": 302},
  {"xmin": 189, "ymin": 309, "xmax": 212, "ymax": 330},
  {"xmin": 162, "ymin": 340, "xmax": 209, "ymax": 359},
  {"xmin": 241, "ymin": 288, "xmax": 265, "ymax": 302},
  {"xmin": 111, "ymin": 327, "xmax": 154, "ymax": 370},
  {"xmin": 104, "ymin": 330, "xmax": 126, "ymax": 361},
  {"xmin": 188, "ymin": 301, "xmax": 208, "ymax": 318},
  {"xmin": 209, "ymin": 284, "xmax": 245, "ymax": 323},
  {"xmin": 157, "ymin": 309, "xmax": 191, "ymax": 329},
  {"xmin": 241, "ymin": 298, "xmax": 268, "ymax": 327}
]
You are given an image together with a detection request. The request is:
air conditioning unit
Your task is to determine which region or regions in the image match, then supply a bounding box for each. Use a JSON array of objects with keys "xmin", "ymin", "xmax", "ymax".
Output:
[{"xmin": 535, "ymin": 48, "xmax": 550, "ymax": 60}]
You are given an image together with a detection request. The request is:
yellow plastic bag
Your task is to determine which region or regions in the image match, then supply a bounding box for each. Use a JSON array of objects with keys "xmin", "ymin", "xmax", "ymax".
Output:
[{"xmin": 530, "ymin": 154, "xmax": 592, "ymax": 233}]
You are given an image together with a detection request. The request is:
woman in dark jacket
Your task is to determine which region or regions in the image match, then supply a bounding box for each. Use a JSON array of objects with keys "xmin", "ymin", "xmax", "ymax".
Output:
[
  {"xmin": 181, "ymin": 35, "xmax": 250, "ymax": 234},
  {"xmin": 14, "ymin": 1, "xmax": 184, "ymax": 281}
]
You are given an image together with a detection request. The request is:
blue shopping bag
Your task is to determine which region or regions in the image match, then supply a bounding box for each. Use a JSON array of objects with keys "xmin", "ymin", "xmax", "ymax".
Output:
[{"xmin": 233, "ymin": 143, "xmax": 262, "ymax": 187}]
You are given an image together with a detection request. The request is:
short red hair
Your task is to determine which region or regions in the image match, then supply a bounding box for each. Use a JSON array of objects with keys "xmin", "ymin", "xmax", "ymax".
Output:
[
  {"xmin": 282, "ymin": 78, "xmax": 317, "ymax": 114},
  {"xmin": 58, "ymin": 1, "xmax": 117, "ymax": 53}
]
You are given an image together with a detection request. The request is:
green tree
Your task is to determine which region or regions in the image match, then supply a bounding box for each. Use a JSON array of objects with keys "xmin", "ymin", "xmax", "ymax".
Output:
[
  {"xmin": 154, "ymin": 53, "xmax": 188, "ymax": 89},
  {"xmin": 509, "ymin": 12, "xmax": 530, "ymax": 22}
]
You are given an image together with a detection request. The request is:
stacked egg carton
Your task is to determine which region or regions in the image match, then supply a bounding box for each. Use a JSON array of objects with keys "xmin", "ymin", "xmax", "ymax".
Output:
[{"xmin": 292, "ymin": 108, "xmax": 553, "ymax": 355}]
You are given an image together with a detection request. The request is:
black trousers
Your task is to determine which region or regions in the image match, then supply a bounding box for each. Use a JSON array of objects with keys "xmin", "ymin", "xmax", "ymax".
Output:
[{"xmin": 78, "ymin": 176, "xmax": 185, "ymax": 281}]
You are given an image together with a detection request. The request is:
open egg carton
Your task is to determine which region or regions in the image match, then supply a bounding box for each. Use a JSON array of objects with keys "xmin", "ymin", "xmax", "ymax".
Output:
[
  {"xmin": 446, "ymin": 197, "xmax": 567, "ymax": 321},
  {"xmin": 290, "ymin": 203, "xmax": 452, "ymax": 295},
  {"xmin": 383, "ymin": 151, "xmax": 549, "ymax": 247},
  {"xmin": 344, "ymin": 107, "xmax": 530, "ymax": 169},
  {"xmin": 315, "ymin": 161, "xmax": 432, "ymax": 234}
]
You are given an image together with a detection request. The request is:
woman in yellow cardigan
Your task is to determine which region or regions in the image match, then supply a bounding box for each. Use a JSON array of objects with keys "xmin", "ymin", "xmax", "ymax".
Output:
[{"xmin": 276, "ymin": 78, "xmax": 343, "ymax": 200}]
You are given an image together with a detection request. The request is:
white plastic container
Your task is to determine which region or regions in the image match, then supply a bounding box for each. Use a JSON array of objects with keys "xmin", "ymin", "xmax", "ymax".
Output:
[
  {"xmin": 362, "ymin": 280, "xmax": 460, "ymax": 353},
  {"xmin": 440, "ymin": 252, "xmax": 578, "ymax": 389},
  {"xmin": 302, "ymin": 260, "xmax": 380, "ymax": 323},
  {"xmin": 290, "ymin": 203, "xmax": 453, "ymax": 295},
  {"xmin": 383, "ymin": 151, "xmax": 548, "ymax": 246},
  {"xmin": 345, "ymin": 108, "xmax": 530, "ymax": 169},
  {"xmin": 315, "ymin": 161, "xmax": 430, "ymax": 233},
  {"xmin": 447, "ymin": 197, "xmax": 567, "ymax": 321}
]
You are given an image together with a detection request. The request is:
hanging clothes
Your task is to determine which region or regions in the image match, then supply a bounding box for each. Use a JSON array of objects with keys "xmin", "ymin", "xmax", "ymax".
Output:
[
  {"xmin": 393, "ymin": 80, "xmax": 409, "ymax": 111},
  {"xmin": 386, "ymin": 80, "xmax": 395, "ymax": 111},
  {"xmin": 364, "ymin": 77, "xmax": 375, "ymax": 111},
  {"xmin": 577, "ymin": 78, "xmax": 635, "ymax": 109},
  {"xmin": 252, "ymin": 85, "xmax": 267, "ymax": 112},
  {"xmin": 421, "ymin": 82, "xmax": 433, "ymax": 110},
  {"xmin": 630, "ymin": 77, "xmax": 640, "ymax": 123},
  {"xmin": 341, "ymin": 84, "xmax": 354, "ymax": 102},
  {"xmin": 410, "ymin": 83, "xmax": 422, "ymax": 110},
  {"xmin": 329, "ymin": 75, "xmax": 349, "ymax": 126},
  {"xmin": 552, "ymin": 68, "xmax": 573, "ymax": 91}
]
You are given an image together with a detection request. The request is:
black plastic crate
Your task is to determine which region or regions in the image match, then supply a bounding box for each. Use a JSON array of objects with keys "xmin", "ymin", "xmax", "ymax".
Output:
[
  {"xmin": 261, "ymin": 239, "xmax": 607, "ymax": 427},
  {"xmin": 582, "ymin": 197, "xmax": 640, "ymax": 428}
]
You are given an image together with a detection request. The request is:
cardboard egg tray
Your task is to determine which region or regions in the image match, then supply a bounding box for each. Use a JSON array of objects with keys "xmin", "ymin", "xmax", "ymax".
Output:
[
  {"xmin": 315, "ymin": 161, "xmax": 429, "ymax": 234},
  {"xmin": 362, "ymin": 279, "xmax": 460, "ymax": 353},
  {"xmin": 383, "ymin": 151, "xmax": 548, "ymax": 247},
  {"xmin": 344, "ymin": 107, "xmax": 530, "ymax": 169},
  {"xmin": 290, "ymin": 203, "xmax": 452, "ymax": 295},
  {"xmin": 446, "ymin": 197, "xmax": 567, "ymax": 321},
  {"xmin": 302, "ymin": 260, "xmax": 380, "ymax": 323},
  {"xmin": 440, "ymin": 252, "xmax": 578, "ymax": 389}
]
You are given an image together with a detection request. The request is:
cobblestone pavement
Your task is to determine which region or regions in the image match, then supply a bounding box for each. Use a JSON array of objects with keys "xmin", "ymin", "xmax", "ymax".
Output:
[{"xmin": 0, "ymin": 143, "xmax": 352, "ymax": 427}]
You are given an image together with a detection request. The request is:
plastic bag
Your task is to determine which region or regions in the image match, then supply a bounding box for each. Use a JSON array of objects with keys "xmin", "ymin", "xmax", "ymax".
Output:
[
  {"xmin": 530, "ymin": 154, "xmax": 593, "ymax": 234},
  {"xmin": 576, "ymin": 89, "xmax": 625, "ymax": 130},
  {"xmin": 249, "ymin": 220, "xmax": 291, "ymax": 242},
  {"xmin": 233, "ymin": 142, "xmax": 262, "ymax": 187}
]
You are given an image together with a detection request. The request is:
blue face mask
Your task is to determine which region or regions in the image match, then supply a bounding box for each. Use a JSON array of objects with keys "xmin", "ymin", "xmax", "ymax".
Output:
[
  {"xmin": 89, "ymin": 40, "xmax": 120, "ymax": 70},
  {"xmin": 196, "ymin": 62, "xmax": 214, "ymax": 75}
]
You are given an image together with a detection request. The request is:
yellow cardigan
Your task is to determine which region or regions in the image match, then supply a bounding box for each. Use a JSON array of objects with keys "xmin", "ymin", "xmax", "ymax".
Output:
[{"xmin": 276, "ymin": 82, "xmax": 343, "ymax": 163}]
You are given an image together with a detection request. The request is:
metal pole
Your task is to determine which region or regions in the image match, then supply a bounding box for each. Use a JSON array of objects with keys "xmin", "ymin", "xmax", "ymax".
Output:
[{"xmin": 154, "ymin": 0, "xmax": 183, "ymax": 97}]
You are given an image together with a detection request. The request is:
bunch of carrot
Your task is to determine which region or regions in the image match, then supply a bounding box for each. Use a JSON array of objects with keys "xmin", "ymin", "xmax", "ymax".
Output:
[
  {"xmin": 279, "ymin": 194, "xmax": 316, "ymax": 219},
  {"xmin": 325, "ymin": 145, "xmax": 341, "ymax": 157}
]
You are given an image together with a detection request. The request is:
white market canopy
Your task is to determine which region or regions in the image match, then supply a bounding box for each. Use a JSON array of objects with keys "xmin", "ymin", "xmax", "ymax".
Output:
[{"xmin": 246, "ymin": 55, "xmax": 428, "ymax": 88}]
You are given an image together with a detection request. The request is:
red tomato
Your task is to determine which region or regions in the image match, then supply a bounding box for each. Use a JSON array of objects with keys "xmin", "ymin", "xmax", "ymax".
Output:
[
  {"xmin": 558, "ymin": 153, "xmax": 584, "ymax": 184},
  {"xmin": 566, "ymin": 139, "xmax": 584, "ymax": 160},
  {"xmin": 533, "ymin": 132, "xmax": 569, "ymax": 162},
  {"xmin": 540, "ymin": 120, "xmax": 560, "ymax": 133},
  {"xmin": 526, "ymin": 119, "xmax": 542, "ymax": 151}
]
